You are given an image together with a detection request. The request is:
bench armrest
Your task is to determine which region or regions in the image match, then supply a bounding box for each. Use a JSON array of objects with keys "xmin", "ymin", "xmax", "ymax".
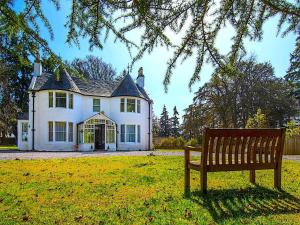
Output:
[{"xmin": 184, "ymin": 146, "xmax": 203, "ymax": 152}]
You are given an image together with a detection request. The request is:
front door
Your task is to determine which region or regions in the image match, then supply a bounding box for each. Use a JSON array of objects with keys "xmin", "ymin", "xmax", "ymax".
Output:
[{"xmin": 95, "ymin": 124, "xmax": 105, "ymax": 150}]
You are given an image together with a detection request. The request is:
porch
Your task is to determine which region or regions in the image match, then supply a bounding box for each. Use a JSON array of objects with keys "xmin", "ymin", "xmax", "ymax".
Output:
[{"xmin": 77, "ymin": 112, "xmax": 117, "ymax": 151}]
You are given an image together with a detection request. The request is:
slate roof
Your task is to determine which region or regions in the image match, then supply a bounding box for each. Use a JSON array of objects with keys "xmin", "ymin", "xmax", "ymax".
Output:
[{"xmin": 29, "ymin": 70, "xmax": 151, "ymax": 101}]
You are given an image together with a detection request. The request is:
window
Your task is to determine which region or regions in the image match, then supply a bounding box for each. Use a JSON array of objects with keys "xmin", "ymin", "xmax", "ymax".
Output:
[
  {"xmin": 78, "ymin": 124, "xmax": 84, "ymax": 144},
  {"xmin": 137, "ymin": 125, "xmax": 141, "ymax": 143},
  {"xmin": 21, "ymin": 122, "xmax": 28, "ymax": 142},
  {"xmin": 68, "ymin": 122, "xmax": 73, "ymax": 142},
  {"xmin": 120, "ymin": 98, "xmax": 125, "ymax": 112},
  {"xmin": 127, "ymin": 99, "xmax": 136, "ymax": 112},
  {"xmin": 106, "ymin": 123, "xmax": 115, "ymax": 143},
  {"xmin": 55, "ymin": 92, "xmax": 66, "ymax": 108},
  {"xmin": 84, "ymin": 127, "xmax": 94, "ymax": 143},
  {"xmin": 93, "ymin": 99, "xmax": 101, "ymax": 112},
  {"xmin": 121, "ymin": 125, "xmax": 125, "ymax": 142},
  {"xmin": 55, "ymin": 122, "xmax": 66, "ymax": 141},
  {"xmin": 49, "ymin": 92, "xmax": 53, "ymax": 108},
  {"xmin": 126, "ymin": 125, "xmax": 136, "ymax": 142},
  {"xmin": 137, "ymin": 100, "xmax": 141, "ymax": 113},
  {"xmin": 48, "ymin": 121, "xmax": 53, "ymax": 142},
  {"xmin": 69, "ymin": 93, "xmax": 73, "ymax": 109}
]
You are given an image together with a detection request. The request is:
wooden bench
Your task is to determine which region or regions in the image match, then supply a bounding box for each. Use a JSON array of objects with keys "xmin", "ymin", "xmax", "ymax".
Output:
[{"xmin": 184, "ymin": 128, "xmax": 286, "ymax": 193}]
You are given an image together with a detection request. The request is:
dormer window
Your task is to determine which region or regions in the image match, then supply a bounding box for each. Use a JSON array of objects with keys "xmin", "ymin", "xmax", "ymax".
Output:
[{"xmin": 55, "ymin": 92, "xmax": 66, "ymax": 108}]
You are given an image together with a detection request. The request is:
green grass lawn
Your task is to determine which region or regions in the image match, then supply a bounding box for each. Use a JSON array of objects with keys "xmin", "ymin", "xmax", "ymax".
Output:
[
  {"xmin": 0, "ymin": 145, "xmax": 17, "ymax": 150},
  {"xmin": 156, "ymin": 149, "xmax": 184, "ymax": 152},
  {"xmin": 0, "ymin": 156, "xmax": 299, "ymax": 224}
]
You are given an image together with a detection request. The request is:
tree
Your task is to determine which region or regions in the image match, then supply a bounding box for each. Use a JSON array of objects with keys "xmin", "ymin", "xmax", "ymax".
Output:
[
  {"xmin": 246, "ymin": 108, "xmax": 268, "ymax": 128},
  {"xmin": 152, "ymin": 114, "xmax": 161, "ymax": 138},
  {"xmin": 1, "ymin": 1, "xmax": 300, "ymax": 90},
  {"xmin": 286, "ymin": 32, "xmax": 300, "ymax": 83},
  {"xmin": 184, "ymin": 57, "xmax": 297, "ymax": 131},
  {"xmin": 0, "ymin": 62, "xmax": 19, "ymax": 138},
  {"xmin": 170, "ymin": 106, "xmax": 180, "ymax": 137},
  {"xmin": 71, "ymin": 55, "xmax": 116, "ymax": 81},
  {"xmin": 160, "ymin": 105, "xmax": 170, "ymax": 137}
]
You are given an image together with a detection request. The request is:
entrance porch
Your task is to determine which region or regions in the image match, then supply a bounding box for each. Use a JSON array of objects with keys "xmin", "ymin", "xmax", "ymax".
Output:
[{"xmin": 77, "ymin": 113, "xmax": 117, "ymax": 151}]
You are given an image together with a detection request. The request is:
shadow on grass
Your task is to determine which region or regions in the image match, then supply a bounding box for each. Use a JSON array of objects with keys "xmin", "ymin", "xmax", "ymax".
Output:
[{"xmin": 186, "ymin": 186, "xmax": 300, "ymax": 223}]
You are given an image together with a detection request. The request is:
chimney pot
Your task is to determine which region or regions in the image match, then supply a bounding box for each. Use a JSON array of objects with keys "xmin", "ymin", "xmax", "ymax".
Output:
[{"xmin": 136, "ymin": 67, "xmax": 145, "ymax": 88}]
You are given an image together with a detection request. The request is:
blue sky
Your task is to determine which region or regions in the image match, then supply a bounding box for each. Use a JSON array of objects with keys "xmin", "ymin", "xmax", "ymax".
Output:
[{"xmin": 16, "ymin": 1, "xmax": 297, "ymax": 120}]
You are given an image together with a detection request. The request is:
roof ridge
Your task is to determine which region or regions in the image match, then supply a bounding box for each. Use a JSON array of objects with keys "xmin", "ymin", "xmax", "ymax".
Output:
[{"xmin": 63, "ymin": 69, "xmax": 81, "ymax": 93}]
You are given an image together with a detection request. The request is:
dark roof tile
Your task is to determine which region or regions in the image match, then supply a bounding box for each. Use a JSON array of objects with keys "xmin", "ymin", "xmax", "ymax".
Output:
[{"xmin": 29, "ymin": 70, "xmax": 151, "ymax": 101}]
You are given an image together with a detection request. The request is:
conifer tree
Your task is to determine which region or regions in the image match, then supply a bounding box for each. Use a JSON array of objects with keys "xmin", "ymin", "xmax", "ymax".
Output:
[
  {"xmin": 286, "ymin": 32, "xmax": 300, "ymax": 83},
  {"xmin": 1, "ymin": 1, "xmax": 300, "ymax": 90},
  {"xmin": 171, "ymin": 106, "xmax": 180, "ymax": 137},
  {"xmin": 160, "ymin": 105, "xmax": 170, "ymax": 137}
]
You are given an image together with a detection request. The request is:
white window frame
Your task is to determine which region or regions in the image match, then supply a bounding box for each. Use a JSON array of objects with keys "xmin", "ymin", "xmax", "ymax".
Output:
[
  {"xmin": 21, "ymin": 122, "xmax": 28, "ymax": 142},
  {"xmin": 120, "ymin": 124, "xmax": 137, "ymax": 143},
  {"xmin": 55, "ymin": 92, "xmax": 67, "ymax": 108},
  {"xmin": 93, "ymin": 98, "xmax": 101, "ymax": 112},
  {"xmin": 55, "ymin": 121, "xmax": 67, "ymax": 142}
]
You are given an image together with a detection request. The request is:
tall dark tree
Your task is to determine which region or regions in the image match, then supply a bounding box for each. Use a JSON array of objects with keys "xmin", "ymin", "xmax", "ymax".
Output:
[
  {"xmin": 170, "ymin": 106, "xmax": 180, "ymax": 137},
  {"xmin": 160, "ymin": 105, "xmax": 170, "ymax": 137},
  {"xmin": 286, "ymin": 32, "xmax": 300, "ymax": 83},
  {"xmin": 0, "ymin": 61, "xmax": 19, "ymax": 138},
  {"xmin": 1, "ymin": 1, "xmax": 300, "ymax": 90},
  {"xmin": 71, "ymin": 55, "xmax": 116, "ymax": 81}
]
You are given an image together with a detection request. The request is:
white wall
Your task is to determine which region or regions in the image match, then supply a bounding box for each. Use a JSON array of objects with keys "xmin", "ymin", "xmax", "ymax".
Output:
[{"xmin": 21, "ymin": 90, "xmax": 153, "ymax": 151}]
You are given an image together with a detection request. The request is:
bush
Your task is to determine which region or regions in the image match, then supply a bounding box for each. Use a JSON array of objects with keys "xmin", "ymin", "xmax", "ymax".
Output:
[
  {"xmin": 186, "ymin": 138, "xmax": 197, "ymax": 147},
  {"xmin": 155, "ymin": 137, "xmax": 187, "ymax": 149}
]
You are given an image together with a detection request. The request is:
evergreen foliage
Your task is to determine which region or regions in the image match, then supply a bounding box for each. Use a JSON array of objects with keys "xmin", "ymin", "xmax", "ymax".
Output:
[
  {"xmin": 286, "ymin": 32, "xmax": 300, "ymax": 83},
  {"xmin": 1, "ymin": 1, "xmax": 300, "ymax": 90},
  {"xmin": 159, "ymin": 105, "xmax": 171, "ymax": 137},
  {"xmin": 170, "ymin": 106, "xmax": 180, "ymax": 137}
]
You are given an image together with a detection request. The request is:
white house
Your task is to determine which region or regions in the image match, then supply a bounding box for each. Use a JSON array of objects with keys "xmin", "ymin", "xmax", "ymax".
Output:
[{"xmin": 17, "ymin": 60, "xmax": 153, "ymax": 151}]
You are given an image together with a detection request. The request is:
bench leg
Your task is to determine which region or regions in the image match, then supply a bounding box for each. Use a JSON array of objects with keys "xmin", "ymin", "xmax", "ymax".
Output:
[
  {"xmin": 274, "ymin": 167, "xmax": 281, "ymax": 190},
  {"xmin": 200, "ymin": 170, "xmax": 207, "ymax": 194},
  {"xmin": 250, "ymin": 170, "xmax": 255, "ymax": 184},
  {"xmin": 184, "ymin": 163, "xmax": 190, "ymax": 194}
]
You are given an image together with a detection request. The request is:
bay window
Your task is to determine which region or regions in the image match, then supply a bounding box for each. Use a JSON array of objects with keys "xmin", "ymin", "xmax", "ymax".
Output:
[
  {"xmin": 137, "ymin": 100, "xmax": 141, "ymax": 113},
  {"xmin": 120, "ymin": 98, "xmax": 125, "ymax": 112},
  {"xmin": 55, "ymin": 92, "xmax": 67, "ymax": 108},
  {"xmin": 48, "ymin": 121, "xmax": 53, "ymax": 142},
  {"xmin": 68, "ymin": 122, "xmax": 73, "ymax": 142},
  {"xmin": 121, "ymin": 125, "xmax": 125, "ymax": 142},
  {"xmin": 49, "ymin": 92, "xmax": 53, "ymax": 108},
  {"xmin": 55, "ymin": 122, "xmax": 66, "ymax": 141},
  {"xmin": 127, "ymin": 99, "xmax": 136, "ymax": 112},
  {"xmin": 126, "ymin": 125, "xmax": 136, "ymax": 142},
  {"xmin": 69, "ymin": 93, "xmax": 73, "ymax": 109}
]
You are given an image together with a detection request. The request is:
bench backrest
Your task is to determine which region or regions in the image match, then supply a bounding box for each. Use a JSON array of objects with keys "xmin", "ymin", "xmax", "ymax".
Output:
[{"xmin": 201, "ymin": 128, "xmax": 286, "ymax": 170}]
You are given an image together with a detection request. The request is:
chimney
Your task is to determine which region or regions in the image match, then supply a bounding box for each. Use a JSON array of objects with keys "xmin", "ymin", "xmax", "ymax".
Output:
[
  {"xmin": 34, "ymin": 52, "xmax": 42, "ymax": 76},
  {"xmin": 136, "ymin": 67, "xmax": 144, "ymax": 88}
]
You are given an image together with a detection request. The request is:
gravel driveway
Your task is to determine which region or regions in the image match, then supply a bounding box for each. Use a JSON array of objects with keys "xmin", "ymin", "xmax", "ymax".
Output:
[{"xmin": 0, "ymin": 150, "xmax": 299, "ymax": 161}]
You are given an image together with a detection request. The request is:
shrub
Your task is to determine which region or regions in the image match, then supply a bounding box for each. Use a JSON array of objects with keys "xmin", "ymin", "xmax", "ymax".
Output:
[
  {"xmin": 186, "ymin": 138, "xmax": 197, "ymax": 147},
  {"xmin": 155, "ymin": 137, "xmax": 187, "ymax": 149}
]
